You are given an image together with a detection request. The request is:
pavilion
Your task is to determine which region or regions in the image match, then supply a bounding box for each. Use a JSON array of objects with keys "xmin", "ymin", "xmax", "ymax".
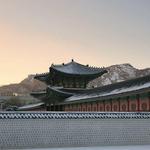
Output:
[{"xmin": 29, "ymin": 60, "xmax": 150, "ymax": 112}]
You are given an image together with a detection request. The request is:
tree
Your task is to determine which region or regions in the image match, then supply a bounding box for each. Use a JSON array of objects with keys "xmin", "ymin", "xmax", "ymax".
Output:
[{"xmin": 4, "ymin": 97, "xmax": 22, "ymax": 109}]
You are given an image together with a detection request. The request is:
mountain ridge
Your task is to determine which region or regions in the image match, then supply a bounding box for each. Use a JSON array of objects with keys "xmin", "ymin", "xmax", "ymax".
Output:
[
  {"xmin": 88, "ymin": 63, "xmax": 150, "ymax": 87},
  {"xmin": 0, "ymin": 63, "xmax": 149, "ymax": 95},
  {"xmin": 0, "ymin": 75, "xmax": 47, "ymax": 96}
]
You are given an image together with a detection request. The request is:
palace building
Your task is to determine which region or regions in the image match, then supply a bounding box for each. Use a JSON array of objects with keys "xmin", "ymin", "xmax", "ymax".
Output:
[{"xmin": 29, "ymin": 60, "xmax": 150, "ymax": 112}]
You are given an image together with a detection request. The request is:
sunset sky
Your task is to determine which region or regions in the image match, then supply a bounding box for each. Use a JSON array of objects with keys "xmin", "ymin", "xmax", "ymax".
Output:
[{"xmin": 0, "ymin": 0, "xmax": 150, "ymax": 85}]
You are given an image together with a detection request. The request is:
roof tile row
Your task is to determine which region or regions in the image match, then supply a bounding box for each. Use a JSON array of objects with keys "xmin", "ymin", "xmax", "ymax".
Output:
[{"xmin": 0, "ymin": 112, "xmax": 150, "ymax": 119}]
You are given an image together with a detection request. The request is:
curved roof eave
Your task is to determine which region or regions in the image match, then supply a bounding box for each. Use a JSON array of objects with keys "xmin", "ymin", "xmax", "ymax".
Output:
[
  {"xmin": 62, "ymin": 75, "xmax": 150, "ymax": 104},
  {"xmin": 50, "ymin": 61, "xmax": 107, "ymax": 76},
  {"xmin": 62, "ymin": 87, "xmax": 150, "ymax": 105},
  {"xmin": 47, "ymin": 86, "xmax": 74, "ymax": 98},
  {"xmin": 18, "ymin": 102, "xmax": 44, "ymax": 111}
]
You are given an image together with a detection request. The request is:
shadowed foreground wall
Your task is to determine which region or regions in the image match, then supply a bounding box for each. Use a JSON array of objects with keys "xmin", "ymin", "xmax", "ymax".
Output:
[{"xmin": 0, "ymin": 112, "xmax": 150, "ymax": 149}]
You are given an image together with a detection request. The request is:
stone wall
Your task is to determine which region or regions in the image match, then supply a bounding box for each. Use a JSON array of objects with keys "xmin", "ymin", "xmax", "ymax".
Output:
[{"xmin": 0, "ymin": 112, "xmax": 150, "ymax": 149}]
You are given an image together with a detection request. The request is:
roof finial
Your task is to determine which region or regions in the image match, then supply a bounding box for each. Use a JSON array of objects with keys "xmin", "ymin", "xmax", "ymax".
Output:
[{"xmin": 71, "ymin": 59, "xmax": 74, "ymax": 62}]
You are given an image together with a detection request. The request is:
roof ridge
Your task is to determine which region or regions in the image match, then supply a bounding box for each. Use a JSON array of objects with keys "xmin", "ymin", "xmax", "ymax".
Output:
[
  {"xmin": 63, "ymin": 75, "xmax": 150, "ymax": 98},
  {"xmin": 52, "ymin": 60, "xmax": 103, "ymax": 69},
  {"xmin": 0, "ymin": 112, "xmax": 150, "ymax": 119},
  {"xmin": 50, "ymin": 61, "xmax": 107, "ymax": 76},
  {"xmin": 87, "ymin": 74, "xmax": 150, "ymax": 92},
  {"xmin": 35, "ymin": 72, "xmax": 49, "ymax": 76}
]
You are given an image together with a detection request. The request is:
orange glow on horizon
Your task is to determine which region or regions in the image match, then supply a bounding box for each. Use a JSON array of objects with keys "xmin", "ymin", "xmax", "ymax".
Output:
[{"xmin": 0, "ymin": 1, "xmax": 149, "ymax": 85}]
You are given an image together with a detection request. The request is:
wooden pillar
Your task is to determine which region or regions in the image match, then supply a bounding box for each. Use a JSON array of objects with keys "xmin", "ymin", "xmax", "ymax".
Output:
[
  {"xmin": 61, "ymin": 105, "xmax": 65, "ymax": 111},
  {"xmin": 53, "ymin": 78, "xmax": 55, "ymax": 86},
  {"xmin": 137, "ymin": 94, "xmax": 140, "ymax": 112},
  {"xmin": 81, "ymin": 103, "xmax": 86, "ymax": 111},
  {"xmin": 118, "ymin": 98, "xmax": 120, "ymax": 112},
  {"xmin": 87, "ymin": 103, "xmax": 91, "ymax": 111},
  {"xmin": 127, "ymin": 96, "xmax": 130, "ymax": 112},
  {"xmin": 73, "ymin": 78, "xmax": 76, "ymax": 88},
  {"xmin": 53, "ymin": 103, "xmax": 56, "ymax": 111},
  {"xmin": 80, "ymin": 103, "xmax": 82, "ymax": 111},
  {"xmin": 149, "ymin": 92, "xmax": 150, "ymax": 111},
  {"xmin": 96, "ymin": 102, "xmax": 98, "ymax": 112},
  {"xmin": 62, "ymin": 77, "xmax": 64, "ymax": 87},
  {"xmin": 103, "ymin": 101, "xmax": 105, "ymax": 112},
  {"xmin": 112, "ymin": 99, "xmax": 120, "ymax": 112},
  {"xmin": 57, "ymin": 105, "xmax": 60, "ymax": 111},
  {"xmin": 67, "ymin": 78, "xmax": 69, "ymax": 88},
  {"xmin": 46, "ymin": 104, "xmax": 50, "ymax": 111},
  {"xmin": 139, "ymin": 92, "xmax": 149, "ymax": 112},
  {"xmin": 110, "ymin": 99, "xmax": 112, "ymax": 111},
  {"xmin": 84, "ymin": 79, "xmax": 87, "ymax": 88}
]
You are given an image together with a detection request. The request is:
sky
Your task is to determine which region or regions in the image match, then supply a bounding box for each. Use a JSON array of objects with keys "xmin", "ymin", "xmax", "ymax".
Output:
[{"xmin": 0, "ymin": 0, "xmax": 150, "ymax": 85}]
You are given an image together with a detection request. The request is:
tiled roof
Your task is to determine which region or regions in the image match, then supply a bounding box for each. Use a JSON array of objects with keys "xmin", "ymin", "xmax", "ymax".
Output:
[
  {"xmin": 0, "ymin": 112, "xmax": 150, "ymax": 119},
  {"xmin": 34, "ymin": 72, "xmax": 49, "ymax": 82},
  {"xmin": 47, "ymin": 86, "xmax": 74, "ymax": 97},
  {"xmin": 18, "ymin": 102, "xmax": 44, "ymax": 111},
  {"xmin": 65, "ymin": 75, "xmax": 150, "ymax": 102},
  {"xmin": 31, "ymin": 91, "xmax": 46, "ymax": 95},
  {"xmin": 51, "ymin": 60, "xmax": 107, "ymax": 76}
]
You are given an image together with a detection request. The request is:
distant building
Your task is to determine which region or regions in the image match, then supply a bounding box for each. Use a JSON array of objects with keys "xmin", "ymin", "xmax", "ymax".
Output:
[
  {"xmin": 28, "ymin": 60, "xmax": 150, "ymax": 112},
  {"xmin": 0, "ymin": 92, "xmax": 14, "ymax": 96}
]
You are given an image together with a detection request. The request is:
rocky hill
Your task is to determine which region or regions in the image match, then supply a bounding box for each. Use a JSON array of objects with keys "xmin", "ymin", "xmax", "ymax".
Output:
[
  {"xmin": 0, "ymin": 64, "xmax": 149, "ymax": 95},
  {"xmin": 88, "ymin": 63, "xmax": 150, "ymax": 88},
  {"xmin": 0, "ymin": 75, "xmax": 47, "ymax": 96}
]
